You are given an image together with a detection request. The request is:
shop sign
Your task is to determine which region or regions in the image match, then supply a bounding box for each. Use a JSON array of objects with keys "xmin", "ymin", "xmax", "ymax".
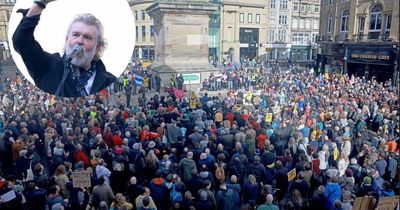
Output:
[{"xmin": 348, "ymin": 48, "xmax": 394, "ymax": 65}]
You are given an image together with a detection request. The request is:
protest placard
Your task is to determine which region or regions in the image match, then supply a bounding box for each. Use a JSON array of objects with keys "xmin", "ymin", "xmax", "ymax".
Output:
[
  {"xmin": 287, "ymin": 168, "xmax": 296, "ymax": 182},
  {"xmin": 72, "ymin": 171, "xmax": 91, "ymax": 188}
]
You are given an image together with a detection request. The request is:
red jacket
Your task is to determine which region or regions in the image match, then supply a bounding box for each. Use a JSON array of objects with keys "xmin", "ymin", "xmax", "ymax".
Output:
[
  {"xmin": 75, "ymin": 150, "xmax": 90, "ymax": 167},
  {"xmin": 113, "ymin": 135, "xmax": 123, "ymax": 147}
]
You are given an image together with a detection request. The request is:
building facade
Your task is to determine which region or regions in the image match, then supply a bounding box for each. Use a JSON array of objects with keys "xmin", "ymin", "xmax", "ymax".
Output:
[
  {"xmin": 266, "ymin": 0, "xmax": 291, "ymax": 61},
  {"xmin": 220, "ymin": 0, "xmax": 268, "ymax": 63},
  {"xmin": 129, "ymin": 0, "xmax": 155, "ymax": 61},
  {"xmin": 319, "ymin": 0, "xmax": 399, "ymax": 84},
  {"xmin": 0, "ymin": 0, "xmax": 15, "ymax": 63},
  {"xmin": 290, "ymin": 0, "xmax": 320, "ymax": 62}
]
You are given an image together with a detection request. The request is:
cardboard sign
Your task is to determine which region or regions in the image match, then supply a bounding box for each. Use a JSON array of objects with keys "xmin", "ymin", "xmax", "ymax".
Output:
[
  {"xmin": 287, "ymin": 168, "xmax": 296, "ymax": 182},
  {"xmin": 265, "ymin": 113, "xmax": 273, "ymax": 122},
  {"xmin": 72, "ymin": 171, "xmax": 91, "ymax": 188},
  {"xmin": 353, "ymin": 196, "xmax": 375, "ymax": 210},
  {"xmin": 376, "ymin": 195, "xmax": 399, "ymax": 210}
]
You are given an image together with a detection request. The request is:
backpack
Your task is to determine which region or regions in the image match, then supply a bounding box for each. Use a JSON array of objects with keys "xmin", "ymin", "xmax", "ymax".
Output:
[{"xmin": 170, "ymin": 184, "xmax": 183, "ymax": 203}]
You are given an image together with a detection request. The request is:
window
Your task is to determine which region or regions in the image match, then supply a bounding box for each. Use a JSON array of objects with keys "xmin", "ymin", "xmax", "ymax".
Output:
[
  {"xmin": 256, "ymin": 14, "xmax": 260, "ymax": 23},
  {"xmin": 142, "ymin": 25, "xmax": 146, "ymax": 40},
  {"xmin": 281, "ymin": 0, "xmax": 288, "ymax": 9},
  {"xmin": 279, "ymin": 15, "xmax": 287, "ymax": 25},
  {"xmin": 248, "ymin": 13, "xmax": 252, "ymax": 23},
  {"xmin": 369, "ymin": 4, "xmax": 383, "ymax": 39},
  {"xmin": 359, "ymin": 17, "xmax": 365, "ymax": 32},
  {"xmin": 292, "ymin": 18, "xmax": 298, "ymax": 29},
  {"xmin": 135, "ymin": 26, "xmax": 138, "ymax": 40},
  {"xmin": 385, "ymin": 15, "xmax": 392, "ymax": 39},
  {"xmin": 327, "ymin": 0, "xmax": 332, "ymax": 5},
  {"xmin": 312, "ymin": 33, "xmax": 318, "ymax": 43},
  {"xmin": 240, "ymin": 13, "xmax": 244, "ymax": 23},
  {"xmin": 313, "ymin": 21, "xmax": 319, "ymax": 30},
  {"xmin": 150, "ymin": 25, "xmax": 154, "ymax": 38},
  {"xmin": 141, "ymin": 10, "xmax": 145, "ymax": 21},
  {"xmin": 269, "ymin": 29, "xmax": 275, "ymax": 42},
  {"xmin": 270, "ymin": 0, "xmax": 276, "ymax": 9},
  {"xmin": 328, "ymin": 15, "xmax": 332, "ymax": 33},
  {"xmin": 300, "ymin": 4, "xmax": 306, "ymax": 12},
  {"xmin": 369, "ymin": 4, "xmax": 382, "ymax": 31},
  {"xmin": 386, "ymin": 15, "xmax": 392, "ymax": 30},
  {"xmin": 135, "ymin": 11, "xmax": 138, "ymax": 21},
  {"xmin": 5, "ymin": 10, "xmax": 10, "ymax": 20},
  {"xmin": 293, "ymin": 3, "xmax": 299, "ymax": 11},
  {"xmin": 340, "ymin": 10, "xmax": 350, "ymax": 32},
  {"xmin": 306, "ymin": 20, "xmax": 311, "ymax": 29},
  {"xmin": 314, "ymin": 6, "xmax": 319, "ymax": 13},
  {"xmin": 307, "ymin": 5, "xmax": 312, "ymax": 12},
  {"xmin": 299, "ymin": 19, "xmax": 305, "ymax": 28}
]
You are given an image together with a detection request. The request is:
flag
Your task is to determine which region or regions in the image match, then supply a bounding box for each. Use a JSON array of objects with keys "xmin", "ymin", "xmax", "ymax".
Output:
[
  {"xmin": 173, "ymin": 88, "xmax": 185, "ymax": 99},
  {"xmin": 134, "ymin": 74, "xmax": 144, "ymax": 86}
]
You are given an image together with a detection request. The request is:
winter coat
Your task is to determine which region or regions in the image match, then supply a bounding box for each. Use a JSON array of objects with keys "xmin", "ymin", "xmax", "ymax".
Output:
[
  {"xmin": 179, "ymin": 158, "xmax": 197, "ymax": 182},
  {"xmin": 324, "ymin": 182, "xmax": 342, "ymax": 209}
]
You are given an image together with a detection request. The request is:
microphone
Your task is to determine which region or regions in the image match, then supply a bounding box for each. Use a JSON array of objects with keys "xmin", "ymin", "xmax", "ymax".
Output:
[{"xmin": 67, "ymin": 44, "xmax": 82, "ymax": 59}]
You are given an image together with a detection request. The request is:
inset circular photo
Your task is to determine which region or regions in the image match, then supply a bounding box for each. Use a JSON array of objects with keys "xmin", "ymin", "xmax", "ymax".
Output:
[{"xmin": 8, "ymin": 0, "xmax": 136, "ymax": 97}]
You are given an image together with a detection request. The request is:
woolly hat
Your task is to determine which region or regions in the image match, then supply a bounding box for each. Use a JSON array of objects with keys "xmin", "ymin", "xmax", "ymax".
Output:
[
  {"xmin": 115, "ymin": 147, "xmax": 123, "ymax": 155},
  {"xmin": 363, "ymin": 176, "xmax": 372, "ymax": 185},
  {"xmin": 345, "ymin": 169, "xmax": 354, "ymax": 177}
]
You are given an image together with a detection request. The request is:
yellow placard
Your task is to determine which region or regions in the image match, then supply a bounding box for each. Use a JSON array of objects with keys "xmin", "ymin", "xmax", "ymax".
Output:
[
  {"xmin": 287, "ymin": 168, "xmax": 296, "ymax": 182},
  {"xmin": 265, "ymin": 113, "xmax": 273, "ymax": 122}
]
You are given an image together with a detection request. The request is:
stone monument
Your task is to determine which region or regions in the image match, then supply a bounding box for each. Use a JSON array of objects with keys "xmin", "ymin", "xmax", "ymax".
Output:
[{"xmin": 146, "ymin": 0, "xmax": 218, "ymax": 90}]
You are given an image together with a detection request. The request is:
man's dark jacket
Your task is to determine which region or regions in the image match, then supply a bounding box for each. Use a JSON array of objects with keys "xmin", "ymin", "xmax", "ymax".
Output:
[{"xmin": 12, "ymin": 10, "xmax": 116, "ymax": 97}]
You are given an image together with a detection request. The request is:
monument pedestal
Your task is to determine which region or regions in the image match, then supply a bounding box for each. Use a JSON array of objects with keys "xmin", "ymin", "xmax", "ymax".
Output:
[{"xmin": 147, "ymin": 0, "xmax": 218, "ymax": 91}]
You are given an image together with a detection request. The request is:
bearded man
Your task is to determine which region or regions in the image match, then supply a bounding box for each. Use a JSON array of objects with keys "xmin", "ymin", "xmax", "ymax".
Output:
[{"xmin": 13, "ymin": 0, "xmax": 116, "ymax": 97}]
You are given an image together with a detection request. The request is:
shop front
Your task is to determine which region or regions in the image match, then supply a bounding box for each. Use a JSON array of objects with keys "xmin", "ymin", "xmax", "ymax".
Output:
[{"xmin": 346, "ymin": 45, "xmax": 395, "ymax": 83}]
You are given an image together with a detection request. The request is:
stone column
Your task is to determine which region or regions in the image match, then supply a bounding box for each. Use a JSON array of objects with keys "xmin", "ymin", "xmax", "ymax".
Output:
[{"xmin": 146, "ymin": 0, "xmax": 218, "ymax": 91}]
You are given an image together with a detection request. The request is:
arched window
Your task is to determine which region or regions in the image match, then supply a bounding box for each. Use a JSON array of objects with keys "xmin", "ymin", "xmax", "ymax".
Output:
[
  {"xmin": 340, "ymin": 10, "xmax": 350, "ymax": 32},
  {"xmin": 369, "ymin": 4, "xmax": 383, "ymax": 39},
  {"xmin": 369, "ymin": 4, "xmax": 382, "ymax": 31}
]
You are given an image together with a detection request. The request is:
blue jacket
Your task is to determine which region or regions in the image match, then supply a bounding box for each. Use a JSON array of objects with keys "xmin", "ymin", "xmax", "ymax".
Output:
[{"xmin": 324, "ymin": 182, "xmax": 341, "ymax": 209}]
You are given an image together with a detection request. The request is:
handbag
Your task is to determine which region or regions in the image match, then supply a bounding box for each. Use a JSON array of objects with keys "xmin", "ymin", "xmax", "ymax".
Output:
[{"xmin": 26, "ymin": 160, "xmax": 34, "ymax": 181}]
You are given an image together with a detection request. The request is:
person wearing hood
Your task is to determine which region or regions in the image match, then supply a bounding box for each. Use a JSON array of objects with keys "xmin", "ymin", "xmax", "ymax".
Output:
[
  {"xmin": 96, "ymin": 158, "xmax": 112, "ymax": 185},
  {"xmin": 379, "ymin": 181, "xmax": 394, "ymax": 198},
  {"xmin": 179, "ymin": 151, "xmax": 197, "ymax": 183},
  {"xmin": 196, "ymin": 190, "xmax": 214, "ymax": 209},
  {"xmin": 248, "ymin": 155, "xmax": 267, "ymax": 183},
  {"xmin": 356, "ymin": 176, "xmax": 376, "ymax": 197},
  {"xmin": 149, "ymin": 170, "xmax": 166, "ymax": 208}
]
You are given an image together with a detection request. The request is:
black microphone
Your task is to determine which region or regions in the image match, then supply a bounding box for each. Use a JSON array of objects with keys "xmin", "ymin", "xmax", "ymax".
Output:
[{"xmin": 66, "ymin": 44, "xmax": 82, "ymax": 59}]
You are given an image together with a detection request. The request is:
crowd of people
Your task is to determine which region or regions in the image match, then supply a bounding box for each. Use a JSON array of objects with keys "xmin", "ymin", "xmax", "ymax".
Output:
[{"xmin": 0, "ymin": 64, "xmax": 399, "ymax": 210}]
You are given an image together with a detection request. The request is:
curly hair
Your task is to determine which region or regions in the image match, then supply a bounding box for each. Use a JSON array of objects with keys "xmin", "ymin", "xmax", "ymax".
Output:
[{"xmin": 66, "ymin": 13, "xmax": 107, "ymax": 60}]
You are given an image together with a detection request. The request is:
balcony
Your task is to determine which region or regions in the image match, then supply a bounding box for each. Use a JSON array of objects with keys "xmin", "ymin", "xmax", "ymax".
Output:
[
  {"xmin": 335, "ymin": 33, "xmax": 348, "ymax": 42},
  {"xmin": 353, "ymin": 33, "xmax": 396, "ymax": 43}
]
